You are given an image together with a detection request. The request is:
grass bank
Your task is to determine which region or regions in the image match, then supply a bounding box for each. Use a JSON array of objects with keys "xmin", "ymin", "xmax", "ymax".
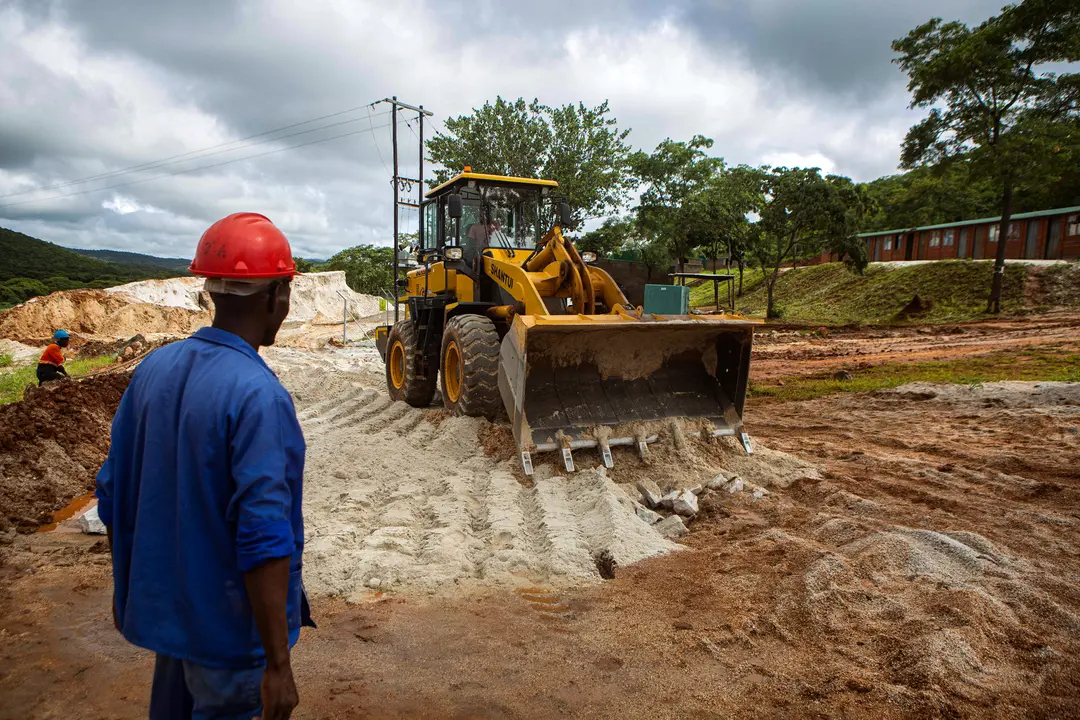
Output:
[
  {"xmin": 748, "ymin": 346, "xmax": 1080, "ymax": 404},
  {"xmin": 0, "ymin": 355, "xmax": 117, "ymax": 405},
  {"xmin": 690, "ymin": 260, "xmax": 1080, "ymax": 325}
]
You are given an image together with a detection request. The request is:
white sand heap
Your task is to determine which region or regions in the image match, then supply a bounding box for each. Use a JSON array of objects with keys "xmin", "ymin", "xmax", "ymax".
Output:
[
  {"xmin": 285, "ymin": 271, "xmax": 381, "ymax": 325},
  {"xmin": 106, "ymin": 276, "xmax": 206, "ymax": 311},
  {"xmin": 106, "ymin": 271, "xmax": 380, "ymax": 326},
  {"xmin": 0, "ymin": 339, "xmax": 42, "ymax": 364},
  {"xmin": 0, "ymin": 271, "xmax": 383, "ymax": 341}
]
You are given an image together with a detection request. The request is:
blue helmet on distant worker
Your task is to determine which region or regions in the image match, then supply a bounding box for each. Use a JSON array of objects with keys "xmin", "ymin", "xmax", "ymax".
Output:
[{"xmin": 53, "ymin": 329, "xmax": 69, "ymax": 340}]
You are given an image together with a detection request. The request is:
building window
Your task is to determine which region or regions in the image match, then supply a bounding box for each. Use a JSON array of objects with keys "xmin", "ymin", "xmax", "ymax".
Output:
[
  {"xmin": 1008, "ymin": 222, "xmax": 1021, "ymax": 241},
  {"xmin": 943, "ymin": 230, "xmax": 955, "ymax": 246},
  {"xmin": 929, "ymin": 230, "xmax": 941, "ymax": 247},
  {"xmin": 1067, "ymin": 214, "xmax": 1079, "ymax": 237},
  {"xmin": 884, "ymin": 236, "xmax": 893, "ymax": 251},
  {"xmin": 989, "ymin": 224, "xmax": 999, "ymax": 243}
]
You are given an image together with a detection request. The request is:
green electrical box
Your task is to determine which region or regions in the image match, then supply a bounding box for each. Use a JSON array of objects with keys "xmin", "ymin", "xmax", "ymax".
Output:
[{"xmin": 643, "ymin": 284, "xmax": 689, "ymax": 315}]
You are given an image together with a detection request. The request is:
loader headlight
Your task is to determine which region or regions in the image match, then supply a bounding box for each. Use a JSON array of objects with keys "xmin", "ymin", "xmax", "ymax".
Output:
[
  {"xmin": 581, "ymin": 251, "xmax": 597, "ymax": 263},
  {"xmin": 445, "ymin": 247, "xmax": 463, "ymax": 260}
]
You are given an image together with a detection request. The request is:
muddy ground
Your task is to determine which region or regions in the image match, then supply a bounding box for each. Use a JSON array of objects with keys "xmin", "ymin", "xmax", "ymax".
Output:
[
  {"xmin": 1, "ymin": 318, "xmax": 1079, "ymax": 719},
  {"xmin": 750, "ymin": 311, "xmax": 1080, "ymax": 381}
]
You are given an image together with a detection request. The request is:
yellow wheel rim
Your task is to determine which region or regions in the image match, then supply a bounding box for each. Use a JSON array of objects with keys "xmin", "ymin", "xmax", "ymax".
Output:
[
  {"xmin": 444, "ymin": 341, "xmax": 462, "ymax": 403},
  {"xmin": 389, "ymin": 341, "xmax": 406, "ymax": 389}
]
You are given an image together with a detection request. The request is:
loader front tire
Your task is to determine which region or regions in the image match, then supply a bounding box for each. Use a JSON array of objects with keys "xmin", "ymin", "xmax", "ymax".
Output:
[
  {"xmin": 386, "ymin": 319, "xmax": 437, "ymax": 407},
  {"xmin": 441, "ymin": 315, "xmax": 502, "ymax": 418}
]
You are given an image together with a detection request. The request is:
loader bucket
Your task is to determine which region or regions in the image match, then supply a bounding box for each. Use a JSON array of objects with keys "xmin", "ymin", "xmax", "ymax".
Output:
[{"xmin": 498, "ymin": 313, "xmax": 758, "ymax": 473}]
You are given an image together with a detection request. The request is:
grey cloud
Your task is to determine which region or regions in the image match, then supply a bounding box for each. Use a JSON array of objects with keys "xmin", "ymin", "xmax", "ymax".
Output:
[
  {"xmin": 680, "ymin": 0, "xmax": 1006, "ymax": 98},
  {"xmin": 0, "ymin": 0, "xmax": 1015, "ymax": 259}
]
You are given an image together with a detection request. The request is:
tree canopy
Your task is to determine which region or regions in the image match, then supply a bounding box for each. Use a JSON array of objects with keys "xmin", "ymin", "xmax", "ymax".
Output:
[
  {"xmin": 893, "ymin": 0, "xmax": 1080, "ymax": 311},
  {"xmin": 741, "ymin": 166, "xmax": 871, "ymax": 318},
  {"xmin": 426, "ymin": 97, "xmax": 634, "ymax": 226},
  {"xmin": 322, "ymin": 245, "xmax": 394, "ymax": 297},
  {"xmin": 630, "ymin": 136, "xmax": 723, "ymax": 271}
]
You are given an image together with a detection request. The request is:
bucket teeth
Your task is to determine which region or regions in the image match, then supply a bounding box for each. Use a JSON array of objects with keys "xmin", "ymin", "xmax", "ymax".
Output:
[
  {"xmin": 636, "ymin": 432, "xmax": 649, "ymax": 460},
  {"xmin": 520, "ymin": 451, "xmax": 534, "ymax": 476},
  {"xmin": 740, "ymin": 432, "xmax": 754, "ymax": 455},
  {"xmin": 598, "ymin": 439, "xmax": 613, "ymax": 469},
  {"xmin": 560, "ymin": 439, "xmax": 575, "ymax": 473}
]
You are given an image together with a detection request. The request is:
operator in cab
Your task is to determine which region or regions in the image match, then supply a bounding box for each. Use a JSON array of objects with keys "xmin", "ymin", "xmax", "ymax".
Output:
[{"xmin": 37, "ymin": 330, "xmax": 70, "ymax": 385}]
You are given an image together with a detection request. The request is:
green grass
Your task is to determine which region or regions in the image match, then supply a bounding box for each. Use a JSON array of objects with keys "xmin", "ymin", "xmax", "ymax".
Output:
[
  {"xmin": 690, "ymin": 260, "xmax": 1050, "ymax": 324},
  {"xmin": 0, "ymin": 355, "xmax": 117, "ymax": 405},
  {"xmin": 0, "ymin": 353, "xmax": 12, "ymax": 368},
  {"xmin": 748, "ymin": 346, "xmax": 1080, "ymax": 403},
  {"xmin": 686, "ymin": 267, "xmax": 766, "ymax": 310}
]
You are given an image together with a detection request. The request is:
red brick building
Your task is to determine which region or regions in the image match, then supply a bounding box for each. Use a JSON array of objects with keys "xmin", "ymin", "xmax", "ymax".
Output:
[{"xmin": 819, "ymin": 206, "xmax": 1080, "ymax": 264}]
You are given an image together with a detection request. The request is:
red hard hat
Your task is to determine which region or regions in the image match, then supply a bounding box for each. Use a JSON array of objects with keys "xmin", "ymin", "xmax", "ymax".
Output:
[{"xmin": 189, "ymin": 212, "xmax": 296, "ymax": 278}]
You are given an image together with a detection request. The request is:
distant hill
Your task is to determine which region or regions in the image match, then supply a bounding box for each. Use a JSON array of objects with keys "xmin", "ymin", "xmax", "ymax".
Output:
[
  {"xmin": 0, "ymin": 227, "xmax": 181, "ymax": 309},
  {"xmin": 71, "ymin": 248, "xmax": 191, "ymax": 273}
]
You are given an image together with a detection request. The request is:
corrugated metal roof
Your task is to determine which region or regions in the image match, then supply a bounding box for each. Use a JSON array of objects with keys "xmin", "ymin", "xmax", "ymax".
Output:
[{"xmin": 858, "ymin": 206, "xmax": 1080, "ymax": 238}]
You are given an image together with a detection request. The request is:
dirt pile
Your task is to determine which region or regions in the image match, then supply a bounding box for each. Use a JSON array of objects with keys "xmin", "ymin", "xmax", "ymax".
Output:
[
  {"xmin": 285, "ymin": 271, "xmax": 381, "ymax": 324},
  {"xmin": 0, "ymin": 272, "xmax": 381, "ymax": 344},
  {"xmin": 261, "ymin": 347, "xmax": 824, "ymax": 600},
  {"xmin": 0, "ymin": 372, "xmax": 130, "ymax": 531},
  {"xmin": 0, "ymin": 339, "xmax": 40, "ymax": 364},
  {"xmin": 0, "ymin": 289, "xmax": 210, "ymax": 340}
]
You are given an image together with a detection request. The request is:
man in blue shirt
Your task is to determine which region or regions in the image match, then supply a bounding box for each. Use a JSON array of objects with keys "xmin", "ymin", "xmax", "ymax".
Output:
[{"xmin": 97, "ymin": 213, "xmax": 311, "ymax": 720}]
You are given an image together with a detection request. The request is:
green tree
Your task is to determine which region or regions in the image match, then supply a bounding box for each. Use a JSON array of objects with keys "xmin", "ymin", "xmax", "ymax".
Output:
[
  {"xmin": 426, "ymin": 97, "xmax": 633, "ymax": 226},
  {"xmin": 684, "ymin": 167, "xmax": 763, "ymax": 295},
  {"xmin": 862, "ymin": 161, "xmax": 1000, "ymax": 231},
  {"xmin": 323, "ymin": 245, "xmax": 394, "ymax": 296},
  {"xmin": 744, "ymin": 167, "xmax": 865, "ymax": 318},
  {"xmin": 293, "ymin": 257, "xmax": 316, "ymax": 273},
  {"xmin": 631, "ymin": 135, "xmax": 723, "ymax": 272},
  {"xmin": 893, "ymin": 0, "xmax": 1080, "ymax": 312},
  {"xmin": 578, "ymin": 217, "xmax": 635, "ymax": 257}
]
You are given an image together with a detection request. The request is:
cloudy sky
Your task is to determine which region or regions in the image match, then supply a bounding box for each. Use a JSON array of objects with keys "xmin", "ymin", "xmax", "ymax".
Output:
[{"xmin": 0, "ymin": 0, "xmax": 1006, "ymax": 259}]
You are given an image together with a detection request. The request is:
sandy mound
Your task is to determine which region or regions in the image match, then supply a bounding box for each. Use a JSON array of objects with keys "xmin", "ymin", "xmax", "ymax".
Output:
[
  {"xmin": 0, "ymin": 339, "xmax": 40, "ymax": 364},
  {"xmin": 0, "ymin": 372, "xmax": 131, "ymax": 531},
  {"xmin": 285, "ymin": 271, "xmax": 381, "ymax": 325},
  {"xmin": 885, "ymin": 380, "xmax": 1080, "ymax": 408},
  {"xmin": 274, "ymin": 350, "xmax": 677, "ymax": 599},
  {"xmin": 0, "ymin": 272, "xmax": 381, "ymax": 343},
  {"xmin": 0, "ymin": 289, "xmax": 210, "ymax": 340},
  {"xmin": 261, "ymin": 347, "xmax": 817, "ymax": 600},
  {"xmin": 105, "ymin": 276, "xmax": 206, "ymax": 310}
]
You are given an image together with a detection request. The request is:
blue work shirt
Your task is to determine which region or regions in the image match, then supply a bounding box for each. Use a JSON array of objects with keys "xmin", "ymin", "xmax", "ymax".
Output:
[{"xmin": 96, "ymin": 327, "xmax": 309, "ymax": 669}]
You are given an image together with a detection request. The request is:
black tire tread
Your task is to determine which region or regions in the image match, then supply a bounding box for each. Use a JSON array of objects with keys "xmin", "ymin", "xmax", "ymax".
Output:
[
  {"xmin": 386, "ymin": 319, "xmax": 437, "ymax": 407},
  {"xmin": 442, "ymin": 314, "xmax": 502, "ymax": 418}
]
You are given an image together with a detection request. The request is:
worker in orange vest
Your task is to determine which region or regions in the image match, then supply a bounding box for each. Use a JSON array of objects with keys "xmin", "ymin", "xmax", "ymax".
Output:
[{"xmin": 37, "ymin": 330, "xmax": 70, "ymax": 385}]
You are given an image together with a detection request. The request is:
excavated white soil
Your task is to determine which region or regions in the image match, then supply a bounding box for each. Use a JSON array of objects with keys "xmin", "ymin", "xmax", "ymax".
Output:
[{"xmin": 263, "ymin": 346, "xmax": 820, "ymax": 600}]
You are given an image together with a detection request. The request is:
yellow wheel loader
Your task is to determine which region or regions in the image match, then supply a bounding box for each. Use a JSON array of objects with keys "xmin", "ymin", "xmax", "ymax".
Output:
[{"xmin": 375, "ymin": 171, "xmax": 760, "ymax": 475}]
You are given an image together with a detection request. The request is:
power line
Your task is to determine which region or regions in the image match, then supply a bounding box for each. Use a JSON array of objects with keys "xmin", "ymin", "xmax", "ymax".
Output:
[
  {"xmin": 0, "ymin": 105, "xmax": 393, "ymax": 200},
  {"xmin": 367, "ymin": 105, "xmax": 392, "ymax": 177},
  {"xmin": 0, "ymin": 119, "xmax": 396, "ymax": 210}
]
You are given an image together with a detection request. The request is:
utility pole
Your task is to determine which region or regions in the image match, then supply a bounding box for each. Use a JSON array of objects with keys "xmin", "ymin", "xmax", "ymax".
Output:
[{"xmin": 374, "ymin": 97, "xmax": 433, "ymax": 323}]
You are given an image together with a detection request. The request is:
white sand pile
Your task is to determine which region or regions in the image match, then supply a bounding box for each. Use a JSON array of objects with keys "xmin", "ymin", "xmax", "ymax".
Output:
[
  {"xmin": 264, "ymin": 348, "xmax": 684, "ymax": 600},
  {"xmin": 0, "ymin": 271, "xmax": 382, "ymax": 342},
  {"xmin": 285, "ymin": 271, "xmax": 381, "ymax": 325},
  {"xmin": 106, "ymin": 276, "xmax": 205, "ymax": 311},
  {"xmin": 886, "ymin": 380, "xmax": 1080, "ymax": 408},
  {"xmin": 0, "ymin": 339, "xmax": 41, "ymax": 364},
  {"xmin": 108, "ymin": 271, "xmax": 379, "ymax": 326}
]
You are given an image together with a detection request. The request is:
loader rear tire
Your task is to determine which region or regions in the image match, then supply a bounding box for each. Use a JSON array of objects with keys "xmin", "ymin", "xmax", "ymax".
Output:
[
  {"xmin": 441, "ymin": 315, "xmax": 502, "ymax": 418},
  {"xmin": 386, "ymin": 319, "xmax": 437, "ymax": 407}
]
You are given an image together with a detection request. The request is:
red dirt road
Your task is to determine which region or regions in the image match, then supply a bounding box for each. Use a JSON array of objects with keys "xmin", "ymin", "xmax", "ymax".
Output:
[{"xmin": 750, "ymin": 312, "xmax": 1080, "ymax": 381}]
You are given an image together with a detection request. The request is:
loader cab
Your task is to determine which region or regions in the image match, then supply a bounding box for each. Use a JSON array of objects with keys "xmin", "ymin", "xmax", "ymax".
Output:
[{"xmin": 419, "ymin": 171, "xmax": 559, "ymax": 263}]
